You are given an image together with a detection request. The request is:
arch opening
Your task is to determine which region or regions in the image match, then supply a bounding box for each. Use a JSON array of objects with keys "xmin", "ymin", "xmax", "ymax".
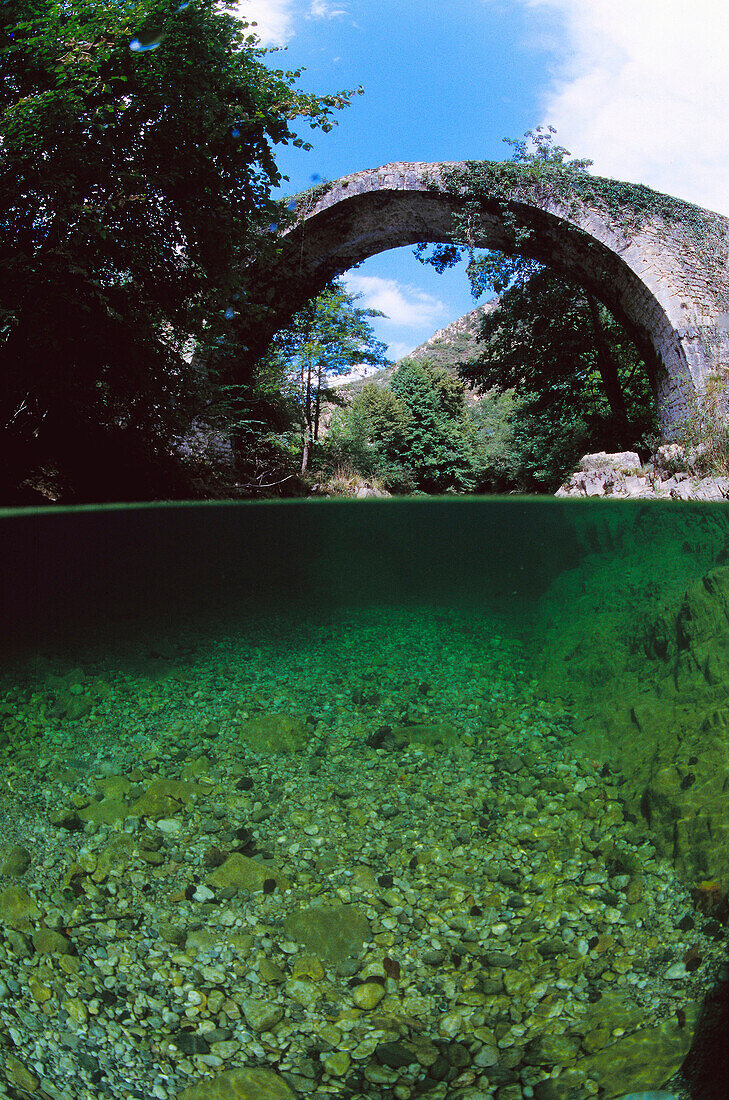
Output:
[{"xmin": 235, "ymin": 163, "xmax": 729, "ymax": 438}]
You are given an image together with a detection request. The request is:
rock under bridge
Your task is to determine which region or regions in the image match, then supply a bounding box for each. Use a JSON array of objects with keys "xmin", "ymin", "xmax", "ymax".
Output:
[{"xmin": 234, "ymin": 161, "xmax": 729, "ymax": 434}]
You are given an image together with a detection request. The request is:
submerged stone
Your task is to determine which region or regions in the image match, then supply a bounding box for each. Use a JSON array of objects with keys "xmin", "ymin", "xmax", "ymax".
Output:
[
  {"xmin": 0, "ymin": 845, "xmax": 31, "ymax": 877},
  {"xmin": 78, "ymin": 795, "xmax": 127, "ymax": 826},
  {"xmin": 578, "ymin": 1005, "xmax": 698, "ymax": 1098},
  {"xmin": 32, "ymin": 929, "xmax": 72, "ymax": 956},
  {"xmin": 177, "ymin": 1067, "xmax": 297, "ymax": 1099},
  {"xmin": 206, "ymin": 853, "xmax": 290, "ymax": 893},
  {"xmin": 239, "ymin": 713, "xmax": 309, "ymax": 754},
  {"xmin": 129, "ymin": 778, "xmax": 199, "ymax": 819},
  {"xmin": 391, "ymin": 721, "xmax": 460, "ymax": 747},
  {"xmin": 0, "ymin": 886, "xmax": 41, "ymax": 931},
  {"xmin": 283, "ymin": 903, "xmax": 371, "ymax": 964}
]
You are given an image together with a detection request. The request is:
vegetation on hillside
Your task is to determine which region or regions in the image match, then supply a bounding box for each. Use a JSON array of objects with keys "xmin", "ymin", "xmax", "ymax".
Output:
[{"xmin": 318, "ymin": 358, "xmax": 525, "ymax": 494}]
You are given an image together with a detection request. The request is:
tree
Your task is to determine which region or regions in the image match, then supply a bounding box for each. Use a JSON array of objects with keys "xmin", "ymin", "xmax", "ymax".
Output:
[
  {"xmin": 320, "ymin": 361, "xmax": 481, "ymax": 494},
  {"xmin": 389, "ymin": 359, "xmax": 476, "ymax": 493},
  {"xmin": 460, "ymin": 389, "xmax": 526, "ymax": 493},
  {"xmin": 0, "ymin": 0, "xmax": 360, "ymax": 500},
  {"xmin": 460, "ymin": 269, "xmax": 657, "ymax": 488},
  {"xmin": 269, "ymin": 281, "xmax": 389, "ymax": 473},
  {"xmin": 351, "ymin": 383, "xmax": 413, "ymax": 457},
  {"xmin": 323, "ymin": 381, "xmax": 415, "ymax": 491}
]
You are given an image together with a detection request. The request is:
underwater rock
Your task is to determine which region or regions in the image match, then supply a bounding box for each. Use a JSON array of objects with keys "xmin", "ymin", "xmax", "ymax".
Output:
[
  {"xmin": 4, "ymin": 1054, "xmax": 39, "ymax": 1094},
  {"xmin": 206, "ymin": 852, "xmax": 290, "ymax": 894},
  {"xmin": 577, "ymin": 1004, "xmax": 698, "ymax": 1098},
  {"xmin": 283, "ymin": 903, "xmax": 371, "ymax": 964},
  {"xmin": 241, "ymin": 997, "xmax": 284, "ymax": 1032},
  {"xmin": 184, "ymin": 927, "xmax": 245, "ymax": 955},
  {"xmin": 352, "ymin": 980, "xmax": 386, "ymax": 1009},
  {"xmin": 95, "ymin": 773, "xmax": 132, "ymax": 798},
  {"xmin": 573, "ymin": 993, "xmax": 645, "ymax": 1055},
  {"xmin": 284, "ymin": 977, "xmax": 322, "ymax": 1010},
  {"xmin": 177, "ymin": 1066, "xmax": 298, "ymax": 1099},
  {"xmin": 532, "ymin": 1074, "xmax": 589, "ymax": 1100},
  {"xmin": 52, "ymin": 690, "xmax": 93, "ymax": 720},
  {"xmin": 77, "ymin": 794, "xmax": 127, "ymax": 827},
  {"xmin": 128, "ymin": 777, "xmax": 199, "ymax": 819},
  {"xmin": 0, "ymin": 845, "xmax": 31, "ymax": 877},
  {"xmin": 390, "ymin": 721, "xmax": 460, "ymax": 748},
  {"xmin": 32, "ymin": 928, "xmax": 72, "ymax": 955},
  {"xmin": 523, "ymin": 1033, "xmax": 581, "ymax": 1066},
  {"xmin": 239, "ymin": 713, "xmax": 309, "ymax": 754},
  {"xmin": 0, "ymin": 885, "xmax": 41, "ymax": 931},
  {"xmin": 614, "ymin": 1093, "xmax": 677, "ymax": 1100}
]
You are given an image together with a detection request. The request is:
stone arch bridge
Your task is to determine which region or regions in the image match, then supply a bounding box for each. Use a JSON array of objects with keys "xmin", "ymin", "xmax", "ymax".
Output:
[{"xmin": 234, "ymin": 161, "xmax": 729, "ymax": 434}]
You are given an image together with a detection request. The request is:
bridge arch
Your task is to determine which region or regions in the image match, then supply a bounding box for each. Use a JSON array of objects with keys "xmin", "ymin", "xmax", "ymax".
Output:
[{"xmin": 237, "ymin": 161, "xmax": 729, "ymax": 434}]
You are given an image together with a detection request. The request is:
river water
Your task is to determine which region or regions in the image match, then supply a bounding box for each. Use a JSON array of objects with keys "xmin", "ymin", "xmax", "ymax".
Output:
[{"xmin": 1, "ymin": 499, "xmax": 728, "ymax": 1100}]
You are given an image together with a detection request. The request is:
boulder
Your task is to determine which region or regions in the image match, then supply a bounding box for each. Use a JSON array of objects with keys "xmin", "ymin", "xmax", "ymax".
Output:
[
  {"xmin": 652, "ymin": 442, "xmax": 686, "ymax": 472},
  {"xmin": 0, "ymin": 845, "xmax": 31, "ymax": 877},
  {"xmin": 557, "ymin": 451, "xmax": 729, "ymax": 500},
  {"xmin": 578, "ymin": 451, "xmax": 642, "ymax": 473},
  {"xmin": 0, "ymin": 886, "xmax": 41, "ymax": 931},
  {"xmin": 128, "ymin": 778, "xmax": 199, "ymax": 819},
  {"xmin": 577, "ymin": 1005, "xmax": 698, "ymax": 1097},
  {"xmin": 206, "ymin": 853, "xmax": 290, "ymax": 894},
  {"xmin": 32, "ymin": 929, "xmax": 73, "ymax": 955},
  {"xmin": 390, "ymin": 721, "xmax": 460, "ymax": 748}
]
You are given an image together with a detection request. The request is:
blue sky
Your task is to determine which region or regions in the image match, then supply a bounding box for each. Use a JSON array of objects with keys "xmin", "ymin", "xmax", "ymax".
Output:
[{"xmin": 240, "ymin": 0, "xmax": 729, "ymax": 361}]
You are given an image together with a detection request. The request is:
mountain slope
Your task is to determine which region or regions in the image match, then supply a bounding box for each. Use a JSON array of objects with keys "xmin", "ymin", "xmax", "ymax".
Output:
[{"xmin": 340, "ymin": 298, "xmax": 499, "ymax": 399}]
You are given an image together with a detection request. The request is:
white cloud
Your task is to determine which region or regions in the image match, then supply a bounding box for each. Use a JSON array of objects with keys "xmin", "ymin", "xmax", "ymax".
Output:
[
  {"xmin": 233, "ymin": 0, "xmax": 294, "ymax": 45},
  {"xmin": 343, "ymin": 274, "xmax": 446, "ymax": 327},
  {"xmin": 389, "ymin": 341, "xmax": 417, "ymax": 361},
  {"xmin": 308, "ymin": 0, "xmax": 348, "ymax": 18},
  {"xmin": 233, "ymin": 0, "xmax": 347, "ymax": 43},
  {"xmin": 507, "ymin": 0, "xmax": 729, "ymax": 215}
]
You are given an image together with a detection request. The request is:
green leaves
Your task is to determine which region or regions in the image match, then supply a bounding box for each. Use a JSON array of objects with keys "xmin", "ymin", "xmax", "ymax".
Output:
[
  {"xmin": 459, "ymin": 269, "xmax": 658, "ymax": 490},
  {"xmin": 0, "ymin": 0, "xmax": 360, "ymax": 500}
]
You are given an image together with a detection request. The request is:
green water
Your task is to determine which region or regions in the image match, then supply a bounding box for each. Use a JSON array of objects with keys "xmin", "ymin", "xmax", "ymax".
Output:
[{"xmin": 1, "ymin": 499, "xmax": 729, "ymax": 1100}]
